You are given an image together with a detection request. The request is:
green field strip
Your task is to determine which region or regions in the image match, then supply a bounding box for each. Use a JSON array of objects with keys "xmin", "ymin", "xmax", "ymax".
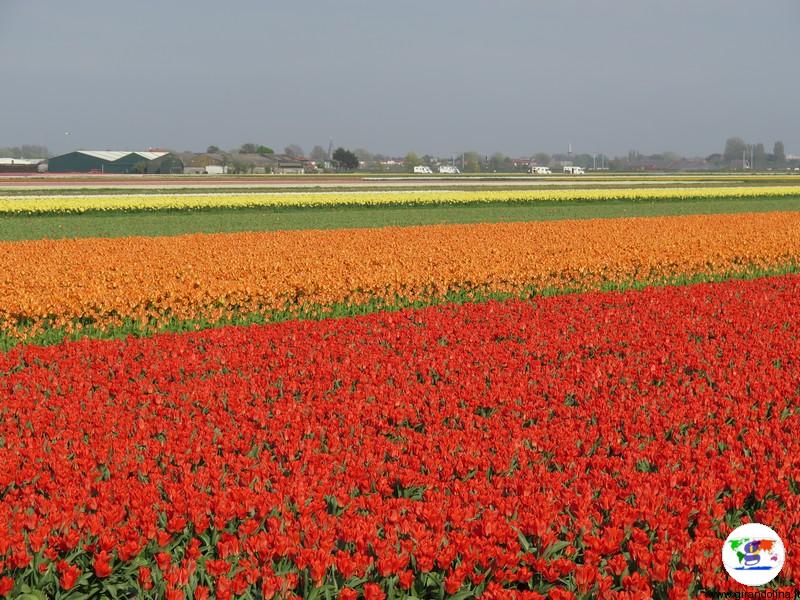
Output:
[{"xmin": 2, "ymin": 195, "xmax": 800, "ymax": 241}]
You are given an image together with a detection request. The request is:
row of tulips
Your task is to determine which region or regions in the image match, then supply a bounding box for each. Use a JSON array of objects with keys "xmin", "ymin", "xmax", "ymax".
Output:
[
  {"xmin": 4, "ymin": 185, "xmax": 800, "ymax": 214},
  {"xmin": 2, "ymin": 212, "xmax": 800, "ymax": 343},
  {"xmin": 0, "ymin": 275, "xmax": 798, "ymax": 598}
]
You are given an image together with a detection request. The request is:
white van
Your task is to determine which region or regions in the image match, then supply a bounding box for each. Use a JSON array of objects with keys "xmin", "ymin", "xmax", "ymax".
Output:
[
  {"xmin": 438, "ymin": 165, "xmax": 460, "ymax": 174},
  {"xmin": 530, "ymin": 166, "xmax": 552, "ymax": 175},
  {"xmin": 563, "ymin": 166, "xmax": 585, "ymax": 175},
  {"xmin": 413, "ymin": 165, "xmax": 433, "ymax": 174}
]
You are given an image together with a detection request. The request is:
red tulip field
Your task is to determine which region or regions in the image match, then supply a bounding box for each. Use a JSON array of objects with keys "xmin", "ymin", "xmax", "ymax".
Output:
[{"xmin": 1, "ymin": 274, "xmax": 797, "ymax": 598}]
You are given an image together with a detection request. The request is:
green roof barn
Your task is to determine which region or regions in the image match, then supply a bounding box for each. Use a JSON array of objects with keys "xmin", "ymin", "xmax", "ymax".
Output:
[{"xmin": 47, "ymin": 151, "xmax": 183, "ymax": 174}]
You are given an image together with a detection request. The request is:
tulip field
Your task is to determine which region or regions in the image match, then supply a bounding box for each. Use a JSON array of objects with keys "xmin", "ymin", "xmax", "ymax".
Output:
[
  {"xmin": 3, "ymin": 211, "xmax": 800, "ymax": 347},
  {"xmin": 0, "ymin": 182, "xmax": 799, "ymax": 598},
  {"xmin": 2, "ymin": 185, "xmax": 800, "ymax": 214}
]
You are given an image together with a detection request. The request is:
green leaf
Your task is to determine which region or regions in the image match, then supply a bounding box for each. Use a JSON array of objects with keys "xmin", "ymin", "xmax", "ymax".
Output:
[
  {"xmin": 516, "ymin": 529, "xmax": 535, "ymax": 554},
  {"xmin": 543, "ymin": 540, "xmax": 570, "ymax": 560},
  {"xmin": 15, "ymin": 593, "xmax": 47, "ymax": 600},
  {"xmin": 447, "ymin": 589, "xmax": 477, "ymax": 600}
]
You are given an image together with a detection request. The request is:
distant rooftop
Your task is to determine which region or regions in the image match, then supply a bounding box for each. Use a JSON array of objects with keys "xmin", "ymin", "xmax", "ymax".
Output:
[{"xmin": 76, "ymin": 150, "xmax": 170, "ymax": 161}]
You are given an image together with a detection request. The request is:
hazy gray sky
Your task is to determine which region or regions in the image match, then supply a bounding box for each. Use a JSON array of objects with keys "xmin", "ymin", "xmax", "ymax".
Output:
[{"xmin": 2, "ymin": 0, "xmax": 798, "ymax": 157}]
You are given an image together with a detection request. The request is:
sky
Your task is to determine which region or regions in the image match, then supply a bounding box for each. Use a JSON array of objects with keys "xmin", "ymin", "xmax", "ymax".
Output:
[{"xmin": 1, "ymin": 0, "xmax": 798, "ymax": 158}]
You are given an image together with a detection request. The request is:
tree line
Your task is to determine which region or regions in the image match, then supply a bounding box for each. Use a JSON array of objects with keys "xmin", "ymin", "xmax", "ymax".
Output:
[
  {"xmin": 0, "ymin": 145, "xmax": 50, "ymax": 159},
  {"xmin": 720, "ymin": 138, "xmax": 786, "ymax": 169},
  {"xmin": 3, "ymin": 138, "xmax": 793, "ymax": 173}
]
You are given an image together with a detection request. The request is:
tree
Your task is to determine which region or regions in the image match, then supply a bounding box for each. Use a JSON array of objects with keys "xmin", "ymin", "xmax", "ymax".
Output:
[
  {"xmin": 661, "ymin": 151, "xmax": 681, "ymax": 163},
  {"xmin": 310, "ymin": 145, "xmax": 328, "ymax": 162},
  {"xmin": 774, "ymin": 141, "xmax": 786, "ymax": 164},
  {"xmin": 25, "ymin": 144, "xmax": 49, "ymax": 158},
  {"xmin": 0, "ymin": 145, "xmax": 49, "ymax": 158},
  {"xmin": 533, "ymin": 152, "xmax": 550, "ymax": 166},
  {"xmin": 723, "ymin": 137, "xmax": 747, "ymax": 163},
  {"xmin": 404, "ymin": 152, "xmax": 421, "ymax": 172},
  {"xmin": 239, "ymin": 143, "xmax": 258, "ymax": 154},
  {"xmin": 574, "ymin": 154, "xmax": 594, "ymax": 169},
  {"xmin": 753, "ymin": 143, "xmax": 766, "ymax": 170},
  {"xmin": 489, "ymin": 152, "xmax": 508, "ymax": 172},
  {"xmin": 284, "ymin": 144, "xmax": 304, "ymax": 158},
  {"xmin": 206, "ymin": 145, "xmax": 220, "ymax": 154},
  {"xmin": 354, "ymin": 148, "xmax": 373, "ymax": 163},
  {"xmin": 256, "ymin": 146, "xmax": 274, "ymax": 155},
  {"xmin": 462, "ymin": 151, "xmax": 482, "ymax": 173},
  {"xmin": 229, "ymin": 160, "xmax": 250, "ymax": 174},
  {"xmin": 332, "ymin": 147, "xmax": 359, "ymax": 171}
]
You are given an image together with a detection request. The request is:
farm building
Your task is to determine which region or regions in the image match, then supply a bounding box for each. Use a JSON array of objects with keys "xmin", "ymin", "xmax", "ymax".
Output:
[
  {"xmin": 177, "ymin": 152, "xmax": 229, "ymax": 175},
  {"xmin": 0, "ymin": 158, "xmax": 46, "ymax": 173},
  {"xmin": 174, "ymin": 151, "xmax": 312, "ymax": 174},
  {"xmin": 270, "ymin": 156, "xmax": 305, "ymax": 175},
  {"xmin": 47, "ymin": 151, "xmax": 183, "ymax": 174},
  {"xmin": 222, "ymin": 153, "xmax": 273, "ymax": 174}
]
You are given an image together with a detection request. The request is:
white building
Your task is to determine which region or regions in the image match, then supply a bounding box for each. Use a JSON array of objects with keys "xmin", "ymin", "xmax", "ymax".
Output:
[{"xmin": 0, "ymin": 157, "xmax": 47, "ymax": 173}]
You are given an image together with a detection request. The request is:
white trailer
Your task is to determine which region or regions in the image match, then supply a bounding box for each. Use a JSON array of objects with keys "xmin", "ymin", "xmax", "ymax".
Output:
[
  {"xmin": 563, "ymin": 166, "xmax": 585, "ymax": 175},
  {"xmin": 529, "ymin": 166, "xmax": 552, "ymax": 175},
  {"xmin": 438, "ymin": 165, "xmax": 460, "ymax": 174},
  {"xmin": 413, "ymin": 165, "xmax": 433, "ymax": 174}
]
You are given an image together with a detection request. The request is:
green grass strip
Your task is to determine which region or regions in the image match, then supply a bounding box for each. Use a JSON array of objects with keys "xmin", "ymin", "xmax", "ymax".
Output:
[{"xmin": 3, "ymin": 195, "xmax": 800, "ymax": 241}]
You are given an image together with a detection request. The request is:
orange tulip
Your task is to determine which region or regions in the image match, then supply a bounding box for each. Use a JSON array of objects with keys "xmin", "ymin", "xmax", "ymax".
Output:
[{"xmin": 1, "ymin": 212, "xmax": 799, "ymax": 341}]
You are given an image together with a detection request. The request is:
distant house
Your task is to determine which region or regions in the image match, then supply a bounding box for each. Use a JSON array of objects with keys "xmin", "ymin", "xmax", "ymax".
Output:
[
  {"xmin": 377, "ymin": 159, "xmax": 404, "ymax": 172},
  {"xmin": 182, "ymin": 167, "xmax": 206, "ymax": 175},
  {"xmin": 671, "ymin": 159, "xmax": 715, "ymax": 172},
  {"xmin": 510, "ymin": 158, "xmax": 533, "ymax": 169},
  {"xmin": 47, "ymin": 150, "xmax": 183, "ymax": 174},
  {"xmin": 269, "ymin": 154, "xmax": 305, "ymax": 175},
  {"xmin": 0, "ymin": 158, "xmax": 46, "ymax": 173},
  {"xmin": 226, "ymin": 153, "xmax": 275, "ymax": 174},
  {"xmin": 204, "ymin": 165, "xmax": 228, "ymax": 175},
  {"xmin": 177, "ymin": 152, "xmax": 315, "ymax": 175},
  {"xmin": 177, "ymin": 152, "xmax": 227, "ymax": 174},
  {"xmin": 223, "ymin": 153, "xmax": 308, "ymax": 174}
]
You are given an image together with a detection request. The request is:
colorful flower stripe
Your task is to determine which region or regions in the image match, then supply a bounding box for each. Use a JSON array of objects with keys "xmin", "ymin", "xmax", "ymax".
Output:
[
  {"xmin": 4, "ymin": 185, "xmax": 800, "ymax": 213},
  {"xmin": 2, "ymin": 212, "xmax": 800, "ymax": 341},
  {"xmin": 0, "ymin": 276, "xmax": 798, "ymax": 598}
]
